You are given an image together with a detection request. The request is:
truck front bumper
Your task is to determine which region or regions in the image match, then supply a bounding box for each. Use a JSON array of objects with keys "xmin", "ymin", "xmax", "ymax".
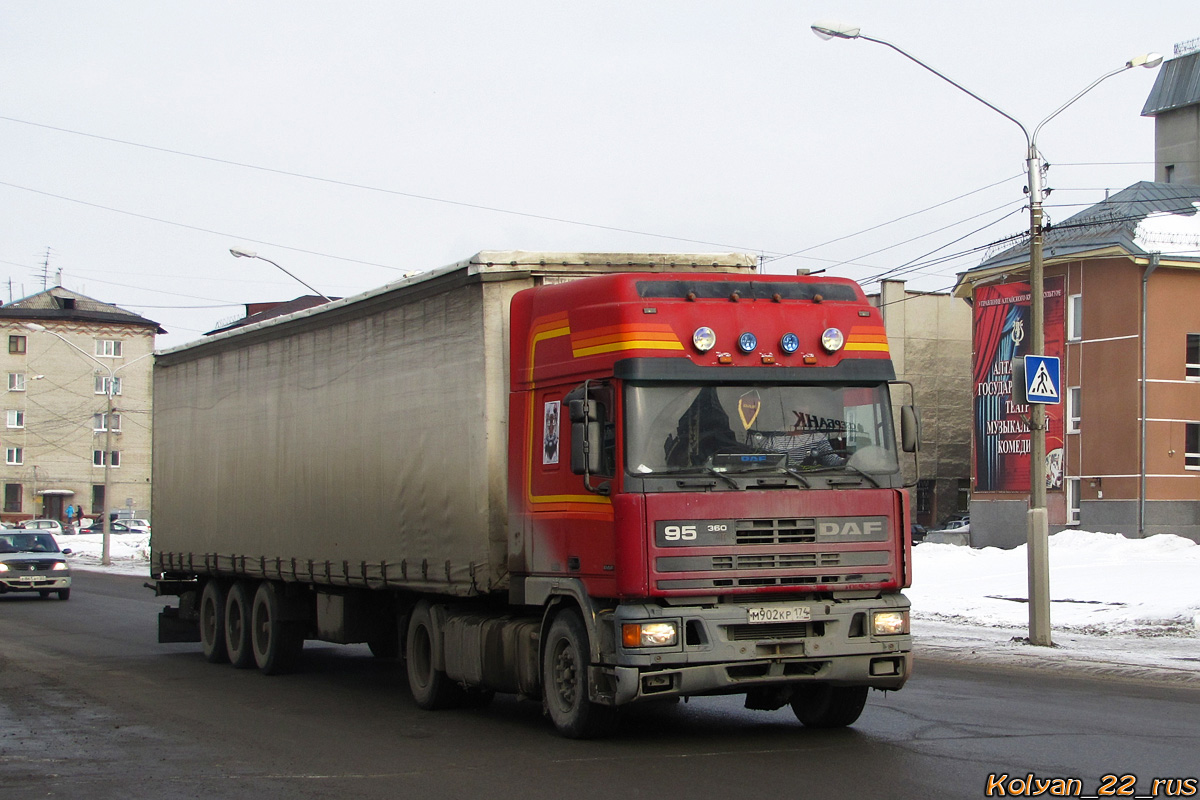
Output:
[{"xmin": 604, "ymin": 594, "xmax": 911, "ymax": 705}]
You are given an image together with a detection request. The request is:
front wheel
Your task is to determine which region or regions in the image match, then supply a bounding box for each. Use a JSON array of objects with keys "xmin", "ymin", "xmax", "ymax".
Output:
[
  {"xmin": 542, "ymin": 609, "xmax": 616, "ymax": 739},
  {"xmin": 56, "ymin": 589, "xmax": 70, "ymax": 601},
  {"xmin": 789, "ymin": 684, "xmax": 869, "ymax": 728}
]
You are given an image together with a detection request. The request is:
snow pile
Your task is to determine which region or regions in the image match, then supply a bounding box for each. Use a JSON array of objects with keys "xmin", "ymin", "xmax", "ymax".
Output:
[
  {"xmin": 61, "ymin": 531, "xmax": 151, "ymax": 574},
  {"xmin": 909, "ymin": 530, "xmax": 1200, "ymax": 636}
]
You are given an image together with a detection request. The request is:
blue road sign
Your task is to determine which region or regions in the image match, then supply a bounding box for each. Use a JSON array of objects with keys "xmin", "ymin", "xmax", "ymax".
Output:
[{"xmin": 1024, "ymin": 355, "xmax": 1061, "ymax": 404}]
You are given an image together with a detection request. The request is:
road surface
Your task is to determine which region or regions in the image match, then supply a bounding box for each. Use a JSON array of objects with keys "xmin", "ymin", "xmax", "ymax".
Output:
[{"xmin": 1, "ymin": 571, "xmax": 1196, "ymax": 799}]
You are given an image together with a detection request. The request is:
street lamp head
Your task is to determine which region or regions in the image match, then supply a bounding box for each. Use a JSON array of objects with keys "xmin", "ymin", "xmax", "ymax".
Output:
[
  {"xmin": 1127, "ymin": 53, "xmax": 1163, "ymax": 69},
  {"xmin": 229, "ymin": 248, "xmax": 257, "ymax": 259},
  {"xmin": 23, "ymin": 322, "xmax": 46, "ymax": 332},
  {"xmin": 811, "ymin": 20, "xmax": 861, "ymax": 41}
]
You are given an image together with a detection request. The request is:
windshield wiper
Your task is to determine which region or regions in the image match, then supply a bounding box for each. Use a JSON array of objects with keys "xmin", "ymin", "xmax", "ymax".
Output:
[
  {"xmin": 736, "ymin": 464, "xmax": 811, "ymax": 488},
  {"xmin": 671, "ymin": 466, "xmax": 742, "ymax": 490},
  {"xmin": 804, "ymin": 462, "xmax": 882, "ymax": 488}
]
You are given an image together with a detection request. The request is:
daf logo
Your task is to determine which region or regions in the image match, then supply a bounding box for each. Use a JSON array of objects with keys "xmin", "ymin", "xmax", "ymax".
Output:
[{"xmin": 818, "ymin": 520, "xmax": 884, "ymax": 537}]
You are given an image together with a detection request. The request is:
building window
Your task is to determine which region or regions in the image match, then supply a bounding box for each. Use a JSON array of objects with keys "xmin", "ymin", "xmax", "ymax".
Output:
[
  {"xmin": 93, "ymin": 413, "xmax": 121, "ymax": 432},
  {"xmin": 94, "ymin": 376, "xmax": 122, "ymax": 396},
  {"xmin": 95, "ymin": 339, "xmax": 123, "ymax": 358},
  {"xmin": 957, "ymin": 479, "xmax": 971, "ymax": 514},
  {"xmin": 1165, "ymin": 164, "xmax": 1175, "ymax": 183},
  {"xmin": 8, "ymin": 373, "xmax": 25, "ymax": 392},
  {"xmin": 3, "ymin": 483, "xmax": 20, "ymax": 513},
  {"xmin": 6, "ymin": 410, "xmax": 23, "ymax": 429},
  {"xmin": 93, "ymin": 450, "xmax": 121, "ymax": 467},
  {"xmin": 1066, "ymin": 386, "xmax": 1081, "ymax": 433},
  {"xmin": 1187, "ymin": 423, "xmax": 1199, "ymax": 470},
  {"xmin": 1067, "ymin": 294, "xmax": 1082, "ymax": 341},
  {"xmin": 915, "ymin": 479, "xmax": 934, "ymax": 515},
  {"xmin": 8, "ymin": 335, "xmax": 26, "ymax": 354},
  {"xmin": 1188, "ymin": 334, "xmax": 1199, "ymax": 380},
  {"xmin": 92, "ymin": 484, "xmax": 105, "ymax": 515},
  {"xmin": 5, "ymin": 447, "xmax": 23, "ymax": 466},
  {"xmin": 1066, "ymin": 477, "xmax": 1081, "ymax": 524}
]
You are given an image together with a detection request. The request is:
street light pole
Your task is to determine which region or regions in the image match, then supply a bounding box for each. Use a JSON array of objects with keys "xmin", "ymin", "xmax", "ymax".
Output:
[
  {"xmin": 810, "ymin": 22, "xmax": 1161, "ymax": 646},
  {"xmin": 229, "ymin": 248, "xmax": 333, "ymax": 302},
  {"xmin": 24, "ymin": 323, "xmax": 154, "ymax": 566}
]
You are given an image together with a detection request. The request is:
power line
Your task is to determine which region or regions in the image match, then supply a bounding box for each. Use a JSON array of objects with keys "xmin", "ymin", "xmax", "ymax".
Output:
[
  {"xmin": 762, "ymin": 174, "xmax": 1023, "ymax": 266},
  {"xmin": 0, "ymin": 115, "xmax": 764, "ymax": 253}
]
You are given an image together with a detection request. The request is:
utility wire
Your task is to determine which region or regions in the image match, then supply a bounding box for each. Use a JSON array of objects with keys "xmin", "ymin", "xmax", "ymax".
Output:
[
  {"xmin": 0, "ymin": 115, "xmax": 763, "ymax": 253},
  {"xmin": 762, "ymin": 174, "xmax": 1023, "ymax": 266}
]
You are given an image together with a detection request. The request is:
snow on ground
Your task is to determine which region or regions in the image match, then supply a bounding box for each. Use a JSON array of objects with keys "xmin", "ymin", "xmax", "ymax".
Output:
[{"xmin": 61, "ymin": 529, "xmax": 1200, "ymax": 682}]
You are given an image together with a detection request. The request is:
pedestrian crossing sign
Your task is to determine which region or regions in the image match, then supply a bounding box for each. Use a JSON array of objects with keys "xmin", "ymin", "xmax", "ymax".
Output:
[{"xmin": 1023, "ymin": 355, "xmax": 1061, "ymax": 404}]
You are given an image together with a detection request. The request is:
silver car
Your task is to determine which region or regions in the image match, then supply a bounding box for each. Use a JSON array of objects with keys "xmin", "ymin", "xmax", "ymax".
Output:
[{"xmin": 0, "ymin": 532, "xmax": 72, "ymax": 601}]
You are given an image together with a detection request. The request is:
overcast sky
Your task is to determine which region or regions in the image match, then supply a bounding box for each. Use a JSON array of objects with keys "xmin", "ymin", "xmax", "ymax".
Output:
[{"xmin": 2, "ymin": 2, "xmax": 1193, "ymax": 349}]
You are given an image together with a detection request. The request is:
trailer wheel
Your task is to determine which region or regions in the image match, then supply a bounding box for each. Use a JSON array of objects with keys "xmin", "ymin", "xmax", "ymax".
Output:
[
  {"xmin": 542, "ymin": 609, "xmax": 616, "ymax": 739},
  {"xmin": 200, "ymin": 580, "xmax": 229, "ymax": 663},
  {"xmin": 405, "ymin": 601, "xmax": 464, "ymax": 709},
  {"xmin": 224, "ymin": 581, "xmax": 256, "ymax": 669},
  {"xmin": 251, "ymin": 581, "xmax": 304, "ymax": 675},
  {"xmin": 789, "ymin": 684, "xmax": 869, "ymax": 728}
]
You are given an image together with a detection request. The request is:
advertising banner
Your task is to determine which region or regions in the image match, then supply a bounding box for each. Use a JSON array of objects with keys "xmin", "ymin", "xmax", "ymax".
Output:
[{"xmin": 972, "ymin": 277, "xmax": 1065, "ymax": 492}]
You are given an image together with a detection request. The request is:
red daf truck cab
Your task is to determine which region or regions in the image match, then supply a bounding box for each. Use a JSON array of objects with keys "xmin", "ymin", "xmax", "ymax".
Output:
[{"xmin": 509, "ymin": 271, "xmax": 916, "ymax": 736}]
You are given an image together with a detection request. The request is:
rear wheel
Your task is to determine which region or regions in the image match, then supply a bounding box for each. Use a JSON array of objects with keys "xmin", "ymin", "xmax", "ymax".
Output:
[
  {"xmin": 405, "ymin": 601, "xmax": 466, "ymax": 709},
  {"xmin": 543, "ymin": 609, "xmax": 616, "ymax": 739},
  {"xmin": 789, "ymin": 684, "xmax": 869, "ymax": 728},
  {"xmin": 250, "ymin": 581, "xmax": 304, "ymax": 674},
  {"xmin": 224, "ymin": 581, "xmax": 255, "ymax": 669},
  {"xmin": 199, "ymin": 581, "xmax": 229, "ymax": 663}
]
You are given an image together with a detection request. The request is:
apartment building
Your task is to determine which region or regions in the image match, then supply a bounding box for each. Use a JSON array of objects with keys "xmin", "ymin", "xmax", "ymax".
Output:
[{"xmin": 0, "ymin": 287, "xmax": 162, "ymax": 525}]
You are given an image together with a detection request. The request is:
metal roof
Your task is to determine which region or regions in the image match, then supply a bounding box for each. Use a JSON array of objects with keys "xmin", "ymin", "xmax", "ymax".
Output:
[
  {"xmin": 1141, "ymin": 50, "xmax": 1200, "ymax": 116},
  {"xmin": 0, "ymin": 287, "xmax": 165, "ymax": 333},
  {"xmin": 972, "ymin": 181, "xmax": 1200, "ymax": 272}
]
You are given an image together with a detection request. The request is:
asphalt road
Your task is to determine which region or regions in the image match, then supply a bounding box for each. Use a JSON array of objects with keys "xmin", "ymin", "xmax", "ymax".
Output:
[{"xmin": 1, "ymin": 571, "xmax": 1197, "ymax": 800}]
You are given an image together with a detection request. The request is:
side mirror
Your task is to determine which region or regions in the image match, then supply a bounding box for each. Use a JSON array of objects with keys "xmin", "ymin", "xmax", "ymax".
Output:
[
  {"xmin": 900, "ymin": 405, "xmax": 921, "ymax": 453},
  {"xmin": 569, "ymin": 399, "xmax": 603, "ymax": 476}
]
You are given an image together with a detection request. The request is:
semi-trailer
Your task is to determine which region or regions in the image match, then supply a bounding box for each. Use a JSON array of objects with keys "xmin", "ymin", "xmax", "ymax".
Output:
[{"xmin": 151, "ymin": 250, "xmax": 917, "ymax": 737}]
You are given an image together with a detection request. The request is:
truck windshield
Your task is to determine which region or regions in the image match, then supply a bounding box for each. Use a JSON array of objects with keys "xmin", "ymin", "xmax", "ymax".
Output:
[{"xmin": 625, "ymin": 384, "xmax": 899, "ymax": 477}]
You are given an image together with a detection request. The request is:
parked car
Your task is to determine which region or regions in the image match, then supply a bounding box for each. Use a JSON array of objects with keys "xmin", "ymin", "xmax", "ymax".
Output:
[
  {"xmin": 122, "ymin": 519, "xmax": 151, "ymax": 534},
  {"xmin": 78, "ymin": 520, "xmax": 135, "ymax": 535},
  {"xmin": 0, "ymin": 531, "xmax": 72, "ymax": 600},
  {"xmin": 19, "ymin": 519, "xmax": 65, "ymax": 536},
  {"xmin": 911, "ymin": 523, "xmax": 928, "ymax": 543}
]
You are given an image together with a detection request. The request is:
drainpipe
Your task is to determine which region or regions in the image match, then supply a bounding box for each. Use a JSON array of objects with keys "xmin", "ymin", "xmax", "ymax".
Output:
[{"xmin": 1139, "ymin": 253, "xmax": 1160, "ymax": 538}]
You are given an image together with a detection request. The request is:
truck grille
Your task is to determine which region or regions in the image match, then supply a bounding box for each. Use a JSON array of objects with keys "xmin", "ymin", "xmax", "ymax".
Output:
[
  {"xmin": 735, "ymin": 518, "xmax": 816, "ymax": 545},
  {"xmin": 712, "ymin": 553, "xmax": 841, "ymax": 570},
  {"xmin": 726, "ymin": 621, "xmax": 820, "ymax": 640}
]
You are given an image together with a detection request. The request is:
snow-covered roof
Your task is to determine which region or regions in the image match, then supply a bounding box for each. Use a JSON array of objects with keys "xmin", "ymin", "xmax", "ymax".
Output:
[{"xmin": 953, "ymin": 182, "xmax": 1200, "ymax": 297}]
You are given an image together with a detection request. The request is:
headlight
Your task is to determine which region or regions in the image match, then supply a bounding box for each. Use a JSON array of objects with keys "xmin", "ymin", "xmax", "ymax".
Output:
[
  {"xmin": 692, "ymin": 327, "xmax": 716, "ymax": 353},
  {"xmin": 821, "ymin": 327, "xmax": 845, "ymax": 353},
  {"xmin": 52, "ymin": 562, "xmax": 69, "ymax": 571},
  {"xmin": 872, "ymin": 610, "xmax": 909, "ymax": 636},
  {"xmin": 0, "ymin": 563, "xmax": 8, "ymax": 572},
  {"xmin": 622, "ymin": 621, "xmax": 678, "ymax": 648}
]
